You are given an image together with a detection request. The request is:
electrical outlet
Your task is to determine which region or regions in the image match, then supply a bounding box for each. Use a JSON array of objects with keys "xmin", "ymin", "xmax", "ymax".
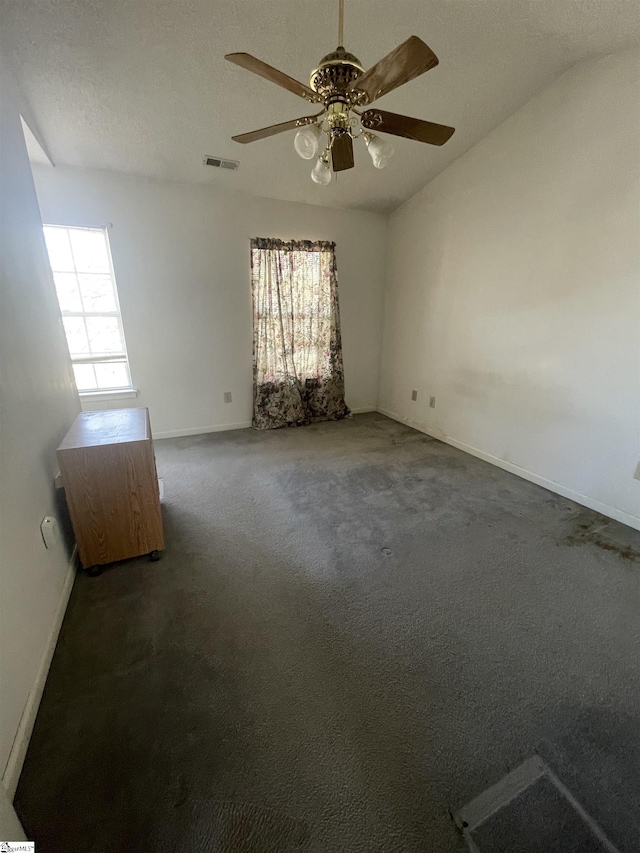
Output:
[
  {"xmin": 41, "ymin": 516, "xmax": 59, "ymax": 549},
  {"xmin": 223, "ymin": 391, "xmax": 232, "ymax": 403},
  {"xmin": 411, "ymin": 390, "xmax": 417, "ymax": 401},
  {"xmin": 429, "ymin": 396, "xmax": 436, "ymax": 409}
]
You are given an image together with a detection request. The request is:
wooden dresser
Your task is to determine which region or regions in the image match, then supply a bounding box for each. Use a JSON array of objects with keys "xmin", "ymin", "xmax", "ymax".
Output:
[{"xmin": 57, "ymin": 408, "xmax": 164, "ymax": 575}]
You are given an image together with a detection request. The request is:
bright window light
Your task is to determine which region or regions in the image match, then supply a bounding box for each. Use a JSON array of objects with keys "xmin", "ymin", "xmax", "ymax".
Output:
[{"xmin": 43, "ymin": 225, "xmax": 133, "ymax": 393}]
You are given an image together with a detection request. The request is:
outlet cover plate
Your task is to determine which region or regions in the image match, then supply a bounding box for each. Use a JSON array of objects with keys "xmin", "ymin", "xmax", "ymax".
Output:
[{"xmin": 41, "ymin": 516, "xmax": 59, "ymax": 549}]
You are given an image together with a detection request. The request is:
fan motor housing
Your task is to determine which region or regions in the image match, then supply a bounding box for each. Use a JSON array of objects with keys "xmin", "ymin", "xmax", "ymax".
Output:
[
  {"xmin": 310, "ymin": 46, "xmax": 364, "ymax": 99},
  {"xmin": 326, "ymin": 100, "xmax": 350, "ymax": 134}
]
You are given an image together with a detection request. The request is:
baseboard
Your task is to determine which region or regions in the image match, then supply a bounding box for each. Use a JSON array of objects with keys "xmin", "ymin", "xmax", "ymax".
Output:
[
  {"xmin": 155, "ymin": 411, "xmax": 378, "ymax": 439},
  {"xmin": 2, "ymin": 547, "xmax": 77, "ymax": 799},
  {"xmin": 377, "ymin": 407, "xmax": 640, "ymax": 532},
  {"xmin": 154, "ymin": 421, "xmax": 252, "ymax": 439},
  {"xmin": 377, "ymin": 407, "xmax": 432, "ymax": 435}
]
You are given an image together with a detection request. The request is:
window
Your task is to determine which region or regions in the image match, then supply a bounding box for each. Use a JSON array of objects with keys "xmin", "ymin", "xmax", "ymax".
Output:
[
  {"xmin": 43, "ymin": 225, "xmax": 133, "ymax": 394},
  {"xmin": 250, "ymin": 238, "xmax": 349, "ymax": 430},
  {"xmin": 251, "ymin": 243, "xmax": 333, "ymax": 383}
]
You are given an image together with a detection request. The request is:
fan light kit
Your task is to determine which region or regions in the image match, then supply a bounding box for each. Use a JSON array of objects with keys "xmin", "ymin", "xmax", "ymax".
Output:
[{"xmin": 225, "ymin": 0, "xmax": 455, "ymax": 185}]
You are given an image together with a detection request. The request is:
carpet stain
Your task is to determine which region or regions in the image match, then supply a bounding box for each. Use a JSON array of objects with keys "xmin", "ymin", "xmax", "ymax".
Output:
[{"xmin": 566, "ymin": 512, "xmax": 640, "ymax": 563}]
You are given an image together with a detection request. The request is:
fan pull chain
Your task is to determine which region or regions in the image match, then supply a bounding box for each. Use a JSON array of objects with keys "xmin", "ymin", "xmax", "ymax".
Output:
[{"xmin": 338, "ymin": 0, "xmax": 344, "ymax": 46}]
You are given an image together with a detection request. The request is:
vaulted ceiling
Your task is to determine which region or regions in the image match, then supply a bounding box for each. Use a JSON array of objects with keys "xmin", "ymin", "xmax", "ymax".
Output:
[{"xmin": 2, "ymin": 0, "xmax": 639, "ymax": 212}]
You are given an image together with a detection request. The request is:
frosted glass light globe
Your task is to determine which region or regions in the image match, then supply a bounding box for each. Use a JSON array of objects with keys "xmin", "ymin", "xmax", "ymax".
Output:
[
  {"xmin": 311, "ymin": 157, "xmax": 332, "ymax": 185},
  {"xmin": 294, "ymin": 125, "xmax": 322, "ymax": 160},
  {"xmin": 366, "ymin": 134, "xmax": 395, "ymax": 169}
]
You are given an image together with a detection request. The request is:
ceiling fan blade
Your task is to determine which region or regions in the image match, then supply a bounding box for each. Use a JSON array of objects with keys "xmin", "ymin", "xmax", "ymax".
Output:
[
  {"xmin": 232, "ymin": 113, "xmax": 323, "ymax": 144},
  {"xmin": 332, "ymin": 133, "xmax": 354, "ymax": 171},
  {"xmin": 348, "ymin": 36, "xmax": 438, "ymax": 104},
  {"xmin": 360, "ymin": 109, "xmax": 455, "ymax": 146},
  {"xmin": 226, "ymin": 53, "xmax": 321, "ymax": 103}
]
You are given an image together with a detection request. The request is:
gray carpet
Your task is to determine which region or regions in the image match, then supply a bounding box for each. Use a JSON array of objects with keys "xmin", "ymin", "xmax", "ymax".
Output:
[{"xmin": 15, "ymin": 414, "xmax": 640, "ymax": 852}]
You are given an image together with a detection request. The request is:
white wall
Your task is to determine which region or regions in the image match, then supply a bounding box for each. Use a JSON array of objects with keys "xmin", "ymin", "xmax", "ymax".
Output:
[
  {"xmin": 379, "ymin": 48, "xmax": 640, "ymax": 529},
  {"xmin": 0, "ymin": 61, "xmax": 80, "ymax": 800},
  {"xmin": 0, "ymin": 783, "xmax": 26, "ymax": 841},
  {"xmin": 33, "ymin": 167, "xmax": 388, "ymax": 437}
]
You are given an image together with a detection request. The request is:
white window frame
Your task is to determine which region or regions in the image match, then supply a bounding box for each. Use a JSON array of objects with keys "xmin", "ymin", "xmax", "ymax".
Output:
[{"xmin": 44, "ymin": 224, "xmax": 136, "ymax": 398}]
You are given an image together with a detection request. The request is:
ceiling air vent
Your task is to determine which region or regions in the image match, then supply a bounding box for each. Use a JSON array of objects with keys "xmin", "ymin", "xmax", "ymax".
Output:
[{"xmin": 204, "ymin": 155, "xmax": 239, "ymax": 171}]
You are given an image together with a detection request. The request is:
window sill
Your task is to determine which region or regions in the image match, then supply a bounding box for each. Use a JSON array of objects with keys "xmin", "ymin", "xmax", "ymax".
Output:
[{"xmin": 79, "ymin": 389, "xmax": 138, "ymax": 402}]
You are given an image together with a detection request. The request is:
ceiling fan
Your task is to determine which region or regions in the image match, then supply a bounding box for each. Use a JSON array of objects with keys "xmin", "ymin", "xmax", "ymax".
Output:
[{"xmin": 225, "ymin": 0, "xmax": 454, "ymax": 185}]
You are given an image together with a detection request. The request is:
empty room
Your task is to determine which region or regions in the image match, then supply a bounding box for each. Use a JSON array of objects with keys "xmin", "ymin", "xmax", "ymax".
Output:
[{"xmin": 1, "ymin": 1, "xmax": 639, "ymax": 850}]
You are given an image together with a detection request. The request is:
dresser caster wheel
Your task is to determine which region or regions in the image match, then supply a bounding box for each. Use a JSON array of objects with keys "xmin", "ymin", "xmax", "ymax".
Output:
[
  {"xmin": 87, "ymin": 565, "xmax": 103, "ymax": 577},
  {"xmin": 149, "ymin": 550, "xmax": 161, "ymax": 562}
]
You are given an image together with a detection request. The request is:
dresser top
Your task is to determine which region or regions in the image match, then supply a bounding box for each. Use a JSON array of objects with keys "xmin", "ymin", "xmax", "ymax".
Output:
[{"xmin": 58, "ymin": 408, "xmax": 150, "ymax": 450}]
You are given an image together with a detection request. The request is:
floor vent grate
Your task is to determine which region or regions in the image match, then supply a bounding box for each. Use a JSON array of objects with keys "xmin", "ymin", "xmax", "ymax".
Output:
[{"xmin": 453, "ymin": 756, "xmax": 620, "ymax": 853}]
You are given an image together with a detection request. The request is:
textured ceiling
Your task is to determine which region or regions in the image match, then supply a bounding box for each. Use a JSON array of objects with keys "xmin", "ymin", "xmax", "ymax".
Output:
[{"xmin": 2, "ymin": 0, "xmax": 640, "ymax": 213}]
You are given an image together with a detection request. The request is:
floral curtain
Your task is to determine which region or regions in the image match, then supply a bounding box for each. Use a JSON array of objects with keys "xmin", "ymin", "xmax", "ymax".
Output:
[{"xmin": 251, "ymin": 238, "xmax": 351, "ymax": 430}]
